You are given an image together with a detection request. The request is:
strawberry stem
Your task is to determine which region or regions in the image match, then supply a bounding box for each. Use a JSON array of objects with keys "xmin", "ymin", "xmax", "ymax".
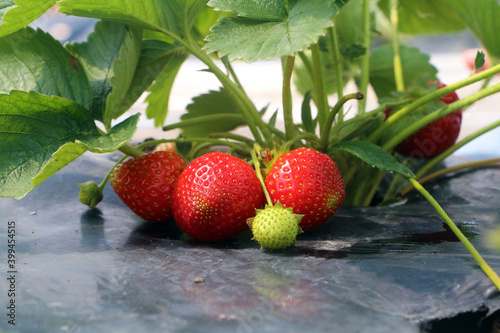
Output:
[
  {"xmin": 369, "ymin": 63, "xmax": 500, "ymax": 143},
  {"xmin": 282, "ymin": 55, "xmax": 300, "ymax": 144},
  {"xmin": 415, "ymin": 118, "xmax": 500, "ymax": 179},
  {"xmin": 390, "ymin": 0, "xmax": 405, "ymax": 92},
  {"xmin": 408, "ymin": 178, "xmax": 500, "ymax": 291},
  {"xmin": 383, "ymin": 81, "xmax": 500, "ymax": 151},
  {"xmin": 327, "ymin": 25, "xmax": 345, "ymax": 122},
  {"xmin": 310, "ymin": 43, "xmax": 329, "ymax": 131},
  {"xmin": 250, "ymin": 149, "xmax": 273, "ymax": 206},
  {"xmin": 320, "ymin": 92, "xmax": 364, "ymax": 152},
  {"xmin": 399, "ymin": 158, "xmax": 500, "ymax": 197},
  {"xmin": 358, "ymin": 0, "xmax": 372, "ymax": 114}
]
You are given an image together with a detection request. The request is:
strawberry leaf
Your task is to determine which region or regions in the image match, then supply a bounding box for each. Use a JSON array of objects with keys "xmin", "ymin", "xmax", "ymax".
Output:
[
  {"xmin": 58, "ymin": 0, "xmax": 205, "ymax": 41},
  {"xmin": 0, "ymin": 0, "xmax": 56, "ymax": 38},
  {"xmin": 103, "ymin": 25, "xmax": 143, "ymax": 128},
  {"xmin": 204, "ymin": 0, "xmax": 341, "ymax": 62},
  {"xmin": 145, "ymin": 48, "xmax": 189, "ymax": 127},
  {"xmin": 440, "ymin": 0, "xmax": 500, "ymax": 59},
  {"xmin": 66, "ymin": 20, "xmax": 132, "ymax": 121},
  {"xmin": 369, "ymin": 45, "xmax": 437, "ymax": 99},
  {"xmin": 330, "ymin": 141, "xmax": 415, "ymax": 178},
  {"xmin": 179, "ymin": 88, "xmax": 246, "ymax": 137},
  {"xmin": 377, "ymin": 0, "xmax": 466, "ymax": 34},
  {"xmin": 475, "ymin": 50, "xmax": 486, "ymax": 71},
  {"xmin": 0, "ymin": 91, "xmax": 139, "ymax": 199},
  {"xmin": 0, "ymin": 27, "xmax": 93, "ymax": 112}
]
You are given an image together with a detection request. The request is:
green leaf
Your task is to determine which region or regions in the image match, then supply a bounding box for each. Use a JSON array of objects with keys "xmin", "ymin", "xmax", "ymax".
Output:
[
  {"xmin": 377, "ymin": 0, "xmax": 466, "ymax": 34},
  {"xmin": 205, "ymin": 0, "xmax": 340, "ymax": 62},
  {"xmin": 0, "ymin": 0, "xmax": 56, "ymax": 38},
  {"xmin": 0, "ymin": 91, "xmax": 138, "ymax": 198},
  {"xmin": 440, "ymin": 0, "xmax": 500, "ymax": 59},
  {"xmin": 144, "ymin": 48, "xmax": 188, "ymax": 127},
  {"xmin": 66, "ymin": 20, "xmax": 131, "ymax": 121},
  {"xmin": 301, "ymin": 91, "xmax": 315, "ymax": 133},
  {"xmin": 475, "ymin": 50, "xmax": 486, "ymax": 71},
  {"xmin": 330, "ymin": 111, "xmax": 383, "ymax": 144},
  {"xmin": 58, "ymin": 0, "xmax": 203, "ymax": 41},
  {"xmin": 330, "ymin": 140, "xmax": 415, "ymax": 178},
  {"xmin": 33, "ymin": 113, "xmax": 140, "ymax": 187},
  {"xmin": 103, "ymin": 25, "xmax": 143, "ymax": 128},
  {"xmin": 0, "ymin": 27, "xmax": 93, "ymax": 111},
  {"xmin": 369, "ymin": 45, "xmax": 437, "ymax": 99},
  {"xmin": 180, "ymin": 88, "xmax": 246, "ymax": 137}
]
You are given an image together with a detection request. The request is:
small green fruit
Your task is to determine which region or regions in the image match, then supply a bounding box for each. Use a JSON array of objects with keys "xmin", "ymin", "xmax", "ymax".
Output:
[
  {"xmin": 78, "ymin": 181, "xmax": 103, "ymax": 209},
  {"xmin": 247, "ymin": 202, "xmax": 303, "ymax": 250}
]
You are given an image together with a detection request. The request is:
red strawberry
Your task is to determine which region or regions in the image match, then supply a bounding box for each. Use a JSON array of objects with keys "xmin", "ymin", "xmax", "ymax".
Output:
[
  {"xmin": 385, "ymin": 82, "xmax": 462, "ymax": 158},
  {"xmin": 172, "ymin": 152, "xmax": 265, "ymax": 242},
  {"xmin": 264, "ymin": 147, "xmax": 345, "ymax": 231},
  {"xmin": 110, "ymin": 151, "xmax": 186, "ymax": 222}
]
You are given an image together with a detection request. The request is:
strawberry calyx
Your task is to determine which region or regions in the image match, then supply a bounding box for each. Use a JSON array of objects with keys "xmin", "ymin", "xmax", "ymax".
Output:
[{"xmin": 78, "ymin": 181, "xmax": 104, "ymax": 209}]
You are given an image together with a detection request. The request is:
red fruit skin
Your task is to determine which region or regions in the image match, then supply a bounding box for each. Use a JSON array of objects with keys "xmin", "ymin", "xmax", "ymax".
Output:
[
  {"xmin": 172, "ymin": 152, "xmax": 265, "ymax": 242},
  {"xmin": 110, "ymin": 151, "xmax": 186, "ymax": 222},
  {"xmin": 385, "ymin": 82, "xmax": 462, "ymax": 158},
  {"xmin": 265, "ymin": 148, "xmax": 345, "ymax": 231}
]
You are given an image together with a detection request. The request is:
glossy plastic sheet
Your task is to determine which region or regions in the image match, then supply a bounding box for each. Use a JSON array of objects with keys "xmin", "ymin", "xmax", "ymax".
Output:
[{"xmin": 1, "ymin": 152, "xmax": 500, "ymax": 333}]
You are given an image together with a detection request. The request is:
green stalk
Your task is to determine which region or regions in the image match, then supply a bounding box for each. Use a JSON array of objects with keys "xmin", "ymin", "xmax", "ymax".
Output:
[
  {"xmin": 399, "ymin": 158, "xmax": 500, "ymax": 197},
  {"xmin": 390, "ymin": 0, "xmax": 404, "ymax": 92},
  {"xmin": 251, "ymin": 150, "xmax": 273, "ymax": 206},
  {"xmin": 163, "ymin": 114, "xmax": 245, "ymax": 131},
  {"xmin": 328, "ymin": 25, "xmax": 345, "ymax": 122},
  {"xmin": 118, "ymin": 144, "xmax": 144, "ymax": 157},
  {"xmin": 286, "ymin": 132, "xmax": 321, "ymax": 148},
  {"xmin": 415, "ymin": 118, "xmax": 500, "ymax": 179},
  {"xmin": 310, "ymin": 43, "xmax": 329, "ymax": 130},
  {"xmin": 382, "ymin": 158, "xmax": 410, "ymax": 201},
  {"xmin": 282, "ymin": 55, "xmax": 299, "ymax": 143},
  {"xmin": 369, "ymin": 64, "xmax": 500, "ymax": 143},
  {"xmin": 188, "ymin": 46, "xmax": 270, "ymax": 146},
  {"xmin": 134, "ymin": 137, "xmax": 242, "ymax": 151},
  {"xmin": 383, "ymin": 82, "xmax": 500, "ymax": 151},
  {"xmin": 358, "ymin": 0, "xmax": 372, "ymax": 114},
  {"xmin": 408, "ymin": 178, "xmax": 500, "ymax": 291},
  {"xmin": 208, "ymin": 132, "xmax": 256, "ymax": 146},
  {"xmin": 320, "ymin": 92, "xmax": 364, "ymax": 152}
]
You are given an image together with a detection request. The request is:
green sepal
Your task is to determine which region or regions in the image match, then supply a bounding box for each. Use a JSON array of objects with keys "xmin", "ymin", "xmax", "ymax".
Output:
[{"xmin": 78, "ymin": 181, "xmax": 104, "ymax": 208}]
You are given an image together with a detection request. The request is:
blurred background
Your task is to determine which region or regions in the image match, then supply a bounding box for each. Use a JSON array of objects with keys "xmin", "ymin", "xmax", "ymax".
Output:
[{"xmin": 31, "ymin": 5, "xmax": 500, "ymax": 159}]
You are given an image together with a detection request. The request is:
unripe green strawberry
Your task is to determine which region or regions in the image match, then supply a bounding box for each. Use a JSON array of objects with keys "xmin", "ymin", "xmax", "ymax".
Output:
[{"xmin": 247, "ymin": 202, "xmax": 303, "ymax": 250}]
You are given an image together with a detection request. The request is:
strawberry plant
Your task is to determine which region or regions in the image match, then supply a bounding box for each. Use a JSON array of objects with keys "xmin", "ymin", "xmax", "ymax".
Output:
[{"xmin": 2, "ymin": 0, "xmax": 500, "ymax": 289}]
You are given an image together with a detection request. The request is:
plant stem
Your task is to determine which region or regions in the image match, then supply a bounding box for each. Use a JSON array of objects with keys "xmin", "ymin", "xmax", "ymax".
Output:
[
  {"xmin": 408, "ymin": 178, "xmax": 500, "ymax": 291},
  {"xmin": 358, "ymin": 0, "xmax": 372, "ymax": 114},
  {"xmin": 310, "ymin": 43, "xmax": 329, "ymax": 130},
  {"xmin": 251, "ymin": 150, "xmax": 273, "ymax": 206},
  {"xmin": 208, "ymin": 132, "xmax": 256, "ymax": 146},
  {"xmin": 163, "ymin": 114, "xmax": 245, "ymax": 131},
  {"xmin": 390, "ymin": 0, "xmax": 404, "ymax": 92},
  {"xmin": 327, "ymin": 25, "xmax": 345, "ymax": 122},
  {"xmin": 382, "ymin": 158, "xmax": 410, "ymax": 201},
  {"xmin": 383, "ymin": 81, "xmax": 500, "ymax": 151},
  {"xmin": 135, "ymin": 137, "xmax": 242, "ymax": 151},
  {"xmin": 399, "ymin": 158, "xmax": 500, "ymax": 197},
  {"xmin": 369, "ymin": 64, "xmax": 500, "ymax": 143},
  {"xmin": 415, "ymin": 118, "xmax": 500, "ymax": 179},
  {"xmin": 320, "ymin": 92, "xmax": 364, "ymax": 152},
  {"xmin": 98, "ymin": 154, "xmax": 128, "ymax": 190},
  {"xmin": 118, "ymin": 144, "xmax": 144, "ymax": 157},
  {"xmin": 282, "ymin": 55, "xmax": 299, "ymax": 143}
]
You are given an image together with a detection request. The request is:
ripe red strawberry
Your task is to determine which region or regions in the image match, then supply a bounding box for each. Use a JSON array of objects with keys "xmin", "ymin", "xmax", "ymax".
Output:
[
  {"xmin": 264, "ymin": 147, "xmax": 345, "ymax": 231},
  {"xmin": 110, "ymin": 151, "xmax": 186, "ymax": 222},
  {"xmin": 384, "ymin": 82, "xmax": 462, "ymax": 158},
  {"xmin": 172, "ymin": 152, "xmax": 265, "ymax": 242}
]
